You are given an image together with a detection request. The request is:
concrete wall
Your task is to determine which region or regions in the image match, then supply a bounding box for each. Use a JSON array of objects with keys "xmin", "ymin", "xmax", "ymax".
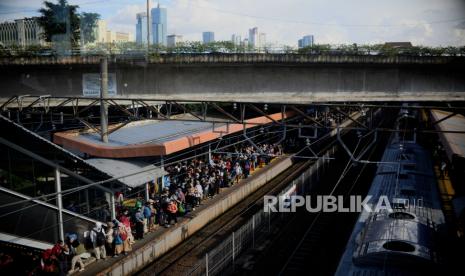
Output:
[
  {"xmin": 1, "ymin": 55, "xmax": 464, "ymax": 103},
  {"xmin": 96, "ymin": 156, "xmax": 294, "ymax": 276}
]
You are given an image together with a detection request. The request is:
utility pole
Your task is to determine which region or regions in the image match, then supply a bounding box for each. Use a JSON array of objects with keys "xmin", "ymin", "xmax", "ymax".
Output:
[
  {"xmin": 146, "ymin": 0, "xmax": 151, "ymax": 59},
  {"xmin": 55, "ymin": 168, "xmax": 64, "ymax": 242},
  {"xmin": 100, "ymin": 57, "xmax": 109, "ymax": 143}
]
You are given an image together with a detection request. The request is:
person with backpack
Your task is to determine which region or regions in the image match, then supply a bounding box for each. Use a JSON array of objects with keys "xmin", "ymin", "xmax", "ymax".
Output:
[
  {"xmin": 105, "ymin": 222, "xmax": 115, "ymax": 257},
  {"xmin": 90, "ymin": 222, "xmax": 107, "ymax": 260},
  {"xmin": 112, "ymin": 220, "xmax": 125, "ymax": 257},
  {"xmin": 244, "ymin": 159, "xmax": 251, "ymax": 178},
  {"xmin": 143, "ymin": 202, "xmax": 152, "ymax": 234},
  {"xmin": 65, "ymin": 234, "xmax": 85, "ymax": 273},
  {"xmin": 51, "ymin": 240, "xmax": 68, "ymax": 275},
  {"xmin": 134, "ymin": 208, "xmax": 145, "ymax": 240},
  {"xmin": 166, "ymin": 199, "xmax": 178, "ymax": 227},
  {"xmin": 118, "ymin": 209, "xmax": 134, "ymax": 245},
  {"xmin": 234, "ymin": 162, "xmax": 243, "ymax": 184}
]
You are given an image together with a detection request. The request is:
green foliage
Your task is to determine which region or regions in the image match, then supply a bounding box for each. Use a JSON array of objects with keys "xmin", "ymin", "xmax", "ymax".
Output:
[
  {"xmin": 163, "ymin": 41, "xmax": 240, "ymax": 54},
  {"xmin": 37, "ymin": 0, "xmax": 100, "ymax": 47},
  {"xmin": 37, "ymin": 0, "xmax": 81, "ymax": 45},
  {"xmin": 297, "ymin": 44, "xmax": 330, "ymax": 54},
  {"xmin": 1, "ymin": 38, "xmax": 464, "ymax": 58},
  {"xmin": 80, "ymin": 12, "xmax": 100, "ymax": 44}
]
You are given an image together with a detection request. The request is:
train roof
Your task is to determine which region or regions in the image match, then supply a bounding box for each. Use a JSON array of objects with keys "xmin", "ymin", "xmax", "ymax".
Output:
[{"xmin": 336, "ymin": 140, "xmax": 445, "ymax": 275}]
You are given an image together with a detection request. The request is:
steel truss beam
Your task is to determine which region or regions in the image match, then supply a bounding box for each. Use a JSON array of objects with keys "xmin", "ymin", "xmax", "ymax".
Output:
[
  {"xmin": 2, "ymin": 95, "xmax": 465, "ymax": 135},
  {"xmin": 1, "ymin": 95, "xmax": 464, "ymax": 109}
]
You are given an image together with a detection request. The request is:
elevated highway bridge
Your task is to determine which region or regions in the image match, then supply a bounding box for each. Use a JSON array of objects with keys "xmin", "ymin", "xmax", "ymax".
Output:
[{"xmin": 0, "ymin": 54, "xmax": 464, "ymax": 105}]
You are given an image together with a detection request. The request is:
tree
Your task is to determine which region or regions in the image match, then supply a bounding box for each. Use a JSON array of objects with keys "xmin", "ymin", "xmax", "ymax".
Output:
[
  {"xmin": 80, "ymin": 12, "xmax": 100, "ymax": 44},
  {"xmin": 37, "ymin": 0, "xmax": 80, "ymax": 45}
]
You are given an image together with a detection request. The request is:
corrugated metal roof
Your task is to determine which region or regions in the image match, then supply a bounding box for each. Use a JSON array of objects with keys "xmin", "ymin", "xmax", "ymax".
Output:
[
  {"xmin": 431, "ymin": 109, "xmax": 465, "ymax": 159},
  {"xmin": 77, "ymin": 120, "xmax": 219, "ymax": 147},
  {"xmin": 0, "ymin": 232, "xmax": 53, "ymax": 251},
  {"xmin": 54, "ymin": 112, "xmax": 294, "ymax": 158},
  {"xmin": 85, "ymin": 158, "xmax": 166, "ymax": 188}
]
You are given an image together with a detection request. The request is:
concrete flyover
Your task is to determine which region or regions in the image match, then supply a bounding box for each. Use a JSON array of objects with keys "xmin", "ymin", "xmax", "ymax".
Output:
[{"xmin": 0, "ymin": 54, "xmax": 464, "ymax": 104}]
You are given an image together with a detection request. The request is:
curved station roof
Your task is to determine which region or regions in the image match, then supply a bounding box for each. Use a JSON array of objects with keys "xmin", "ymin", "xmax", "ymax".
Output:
[{"xmin": 54, "ymin": 112, "xmax": 293, "ymax": 158}]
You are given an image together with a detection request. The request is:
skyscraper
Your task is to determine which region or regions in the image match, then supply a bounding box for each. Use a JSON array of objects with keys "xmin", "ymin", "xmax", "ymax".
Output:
[
  {"xmin": 202, "ymin": 31, "xmax": 215, "ymax": 44},
  {"xmin": 151, "ymin": 3, "xmax": 167, "ymax": 46},
  {"xmin": 231, "ymin": 34, "xmax": 241, "ymax": 46},
  {"xmin": 298, "ymin": 35, "xmax": 314, "ymax": 48},
  {"xmin": 95, "ymin": 19, "xmax": 107, "ymax": 43},
  {"xmin": 136, "ymin": 12, "xmax": 148, "ymax": 44},
  {"xmin": 248, "ymin": 27, "xmax": 258, "ymax": 48}
]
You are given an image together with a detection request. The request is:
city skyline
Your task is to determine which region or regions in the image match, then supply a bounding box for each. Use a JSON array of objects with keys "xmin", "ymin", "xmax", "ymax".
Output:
[{"xmin": 0, "ymin": 0, "xmax": 464, "ymax": 47}]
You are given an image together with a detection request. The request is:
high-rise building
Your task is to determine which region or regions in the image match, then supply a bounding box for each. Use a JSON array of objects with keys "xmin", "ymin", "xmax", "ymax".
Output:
[
  {"xmin": 298, "ymin": 35, "xmax": 314, "ymax": 48},
  {"xmin": 0, "ymin": 17, "xmax": 44, "ymax": 47},
  {"xmin": 231, "ymin": 34, "xmax": 241, "ymax": 46},
  {"xmin": 202, "ymin": 31, "xmax": 215, "ymax": 44},
  {"xmin": 167, "ymin": 34, "xmax": 182, "ymax": 47},
  {"xmin": 151, "ymin": 3, "xmax": 167, "ymax": 46},
  {"xmin": 136, "ymin": 12, "xmax": 148, "ymax": 45},
  {"xmin": 95, "ymin": 19, "xmax": 107, "ymax": 43},
  {"xmin": 248, "ymin": 27, "xmax": 258, "ymax": 48}
]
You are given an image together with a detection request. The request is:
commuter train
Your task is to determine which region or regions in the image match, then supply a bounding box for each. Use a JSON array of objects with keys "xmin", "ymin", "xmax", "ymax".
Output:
[{"xmin": 335, "ymin": 108, "xmax": 446, "ymax": 275}]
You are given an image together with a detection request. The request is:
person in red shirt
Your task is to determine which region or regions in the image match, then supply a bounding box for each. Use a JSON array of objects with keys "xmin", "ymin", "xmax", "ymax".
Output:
[{"xmin": 166, "ymin": 200, "xmax": 178, "ymax": 227}]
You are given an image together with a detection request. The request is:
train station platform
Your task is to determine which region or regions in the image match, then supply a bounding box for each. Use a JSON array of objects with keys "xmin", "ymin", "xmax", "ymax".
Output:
[
  {"xmin": 430, "ymin": 109, "xmax": 465, "ymax": 161},
  {"xmin": 77, "ymin": 155, "xmax": 293, "ymax": 276}
]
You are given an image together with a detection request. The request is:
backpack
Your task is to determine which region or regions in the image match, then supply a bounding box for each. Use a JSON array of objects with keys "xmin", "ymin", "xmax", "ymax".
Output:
[
  {"xmin": 114, "ymin": 234, "xmax": 123, "ymax": 245},
  {"xmin": 84, "ymin": 233, "xmax": 93, "ymax": 249},
  {"xmin": 95, "ymin": 229, "xmax": 106, "ymax": 247},
  {"xmin": 178, "ymin": 203, "xmax": 185, "ymax": 215},
  {"xmin": 120, "ymin": 228, "xmax": 128, "ymax": 241}
]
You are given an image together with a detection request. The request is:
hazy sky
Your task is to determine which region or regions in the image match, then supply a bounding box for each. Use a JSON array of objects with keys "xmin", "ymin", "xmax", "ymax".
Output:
[{"xmin": 1, "ymin": 0, "xmax": 464, "ymax": 47}]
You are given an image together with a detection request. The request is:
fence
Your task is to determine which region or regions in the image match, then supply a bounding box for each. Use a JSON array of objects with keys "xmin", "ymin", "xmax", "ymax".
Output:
[{"xmin": 186, "ymin": 147, "xmax": 335, "ymax": 276}]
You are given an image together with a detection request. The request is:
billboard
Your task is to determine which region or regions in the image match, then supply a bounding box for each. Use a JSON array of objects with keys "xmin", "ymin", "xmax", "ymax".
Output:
[{"xmin": 82, "ymin": 73, "xmax": 117, "ymax": 97}]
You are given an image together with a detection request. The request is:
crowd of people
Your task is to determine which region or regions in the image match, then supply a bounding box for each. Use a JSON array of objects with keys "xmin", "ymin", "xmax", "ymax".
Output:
[
  {"xmin": 1, "ymin": 107, "xmax": 367, "ymax": 275},
  {"xmin": 10, "ymin": 141, "xmax": 283, "ymax": 275},
  {"xmin": 164, "ymin": 142, "xmax": 283, "ymax": 207}
]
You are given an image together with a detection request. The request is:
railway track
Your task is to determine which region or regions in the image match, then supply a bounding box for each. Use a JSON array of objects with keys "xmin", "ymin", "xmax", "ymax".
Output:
[
  {"xmin": 240, "ymin": 114, "xmax": 394, "ymax": 276},
  {"xmin": 139, "ymin": 126, "xmax": 348, "ymax": 275}
]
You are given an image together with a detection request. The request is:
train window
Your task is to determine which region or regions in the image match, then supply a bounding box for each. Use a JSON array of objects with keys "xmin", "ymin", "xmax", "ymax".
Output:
[
  {"xmin": 383, "ymin": 241, "xmax": 415, "ymax": 252},
  {"xmin": 403, "ymin": 164, "xmax": 416, "ymax": 170},
  {"xmin": 389, "ymin": 212, "xmax": 415, "ymax": 219},
  {"xmin": 398, "ymin": 174, "xmax": 409, "ymax": 179}
]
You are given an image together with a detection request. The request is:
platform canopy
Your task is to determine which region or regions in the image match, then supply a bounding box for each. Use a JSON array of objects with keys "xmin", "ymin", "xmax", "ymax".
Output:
[
  {"xmin": 85, "ymin": 158, "xmax": 166, "ymax": 188},
  {"xmin": 0, "ymin": 232, "xmax": 53, "ymax": 251},
  {"xmin": 54, "ymin": 112, "xmax": 293, "ymax": 158}
]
